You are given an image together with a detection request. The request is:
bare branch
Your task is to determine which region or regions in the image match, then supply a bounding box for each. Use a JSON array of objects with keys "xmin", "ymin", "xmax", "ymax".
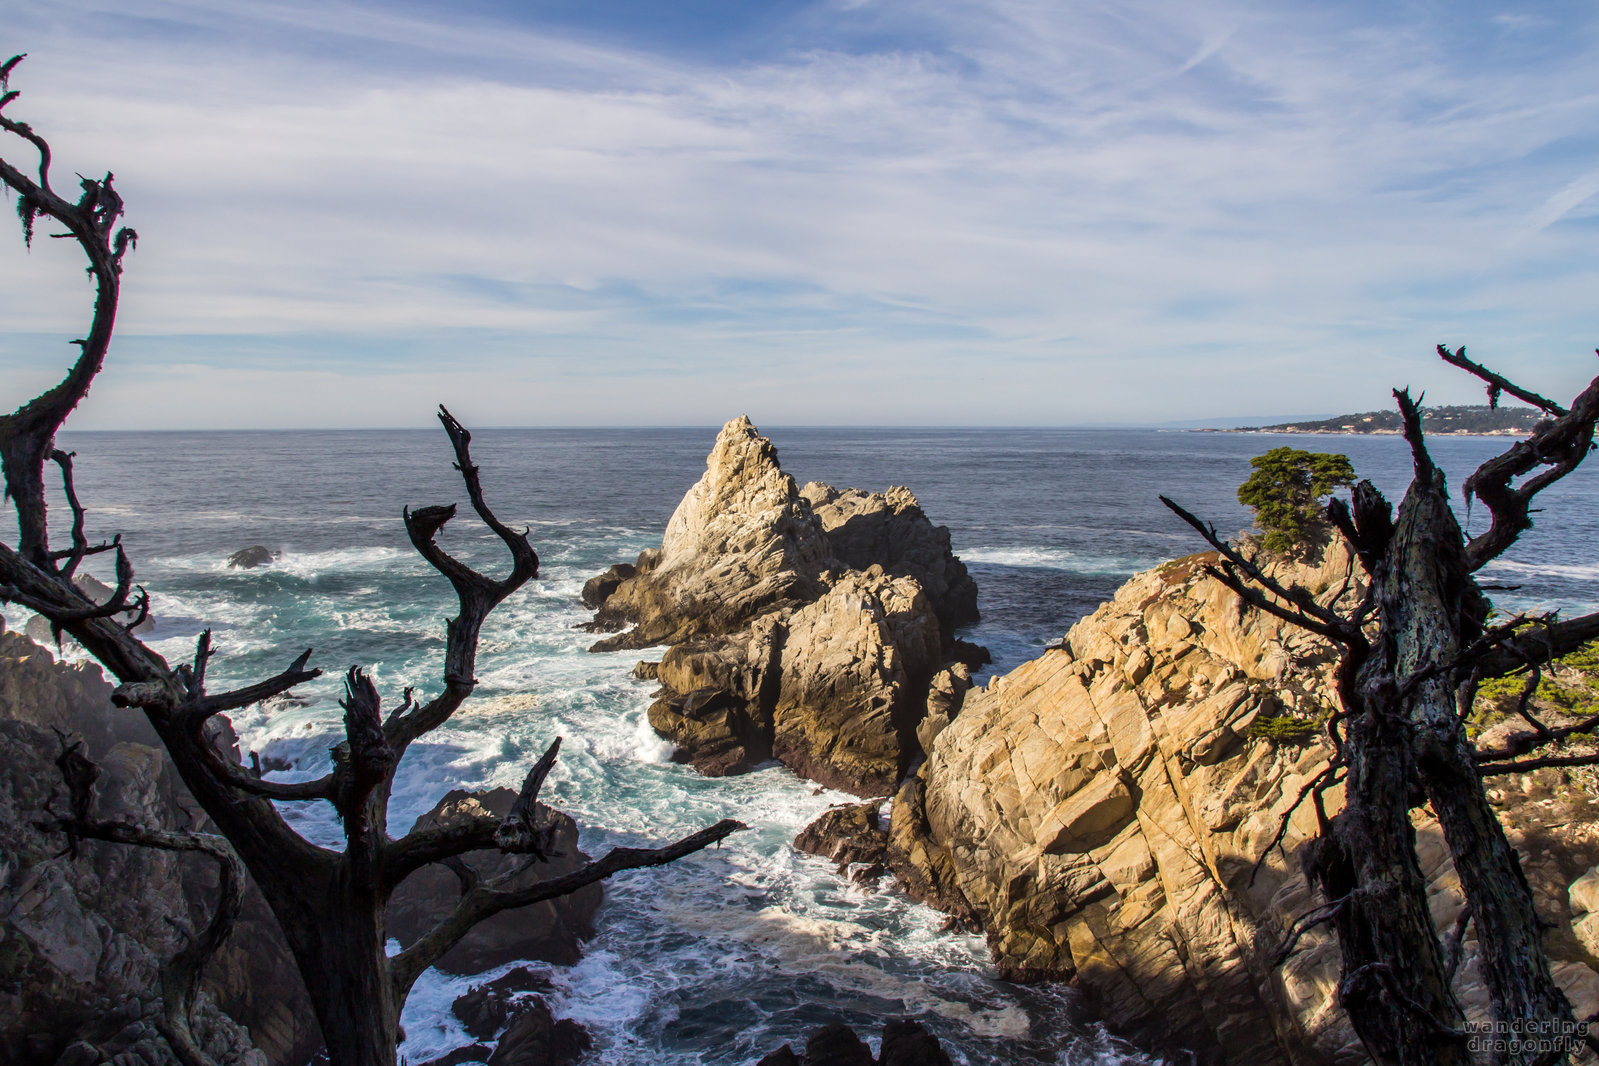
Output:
[
  {"xmin": 1477, "ymin": 752, "xmax": 1599, "ymax": 776},
  {"xmin": 1272, "ymin": 893, "xmax": 1351, "ymax": 967},
  {"xmin": 1459, "ymin": 371, "xmax": 1599, "ymax": 571},
  {"xmin": 1436, "ymin": 345, "xmax": 1567, "ymax": 417},
  {"xmin": 384, "ymin": 737, "xmax": 566, "ymax": 889},
  {"xmin": 193, "ymin": 648, "xmax": 319, "ymax": 720},
  {"xmin": 390, "ymin": 818, "xmax": 746, "ymax": 1001},
  {"xmin": 1158, "ymin": 495, "xmax": 1355, "ymax": 639},
  {"xmin": 495, "ymin": 737, "xmax": 562, "ymax": 856},
  {"xmin": 1443, "ymin": 904, "xmax": 1472, "ymax": 984}
]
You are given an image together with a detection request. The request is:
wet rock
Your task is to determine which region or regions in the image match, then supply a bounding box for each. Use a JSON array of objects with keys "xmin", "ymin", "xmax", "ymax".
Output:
[
  {"xmin": 226, "ymin": 546, "xmax": 276, "ymax": 569},
  {"xmin": 452, "ymin": 967, "xmax": 555, "ymax": 1039},
  {"xmin": 802, "ymin": 1025, "xmax": 874, "ymax": 1066},
  {"xmin": 419, "ymin": 1043, "xmax": 494, "ymax": 1066},
  {"xmin": 485, "ymin": 999, "xmax": 590, "ymax": 1066},
  {"xmin": 794, "ymin": 801, "xmax": 888, "ymax": 868},
  {"xmin": 580, "ymin": 563, "xmax": 636, "ymax": 608},
  {"xmin": 759, "ymin": 1021, "xmax": 952, "ymax": 1066}
]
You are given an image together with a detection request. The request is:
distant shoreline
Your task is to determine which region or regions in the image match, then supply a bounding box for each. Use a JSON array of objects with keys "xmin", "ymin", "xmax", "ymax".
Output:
[{"xmin": 1193, "ymin": 427, "xmax": 1530, "ymax": 437}]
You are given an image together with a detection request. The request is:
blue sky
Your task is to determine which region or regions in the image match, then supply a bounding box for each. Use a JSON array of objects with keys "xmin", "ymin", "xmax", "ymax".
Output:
[{"xmin": 2, "ymin": 0, "xmax": 1598, "ymax": 428}]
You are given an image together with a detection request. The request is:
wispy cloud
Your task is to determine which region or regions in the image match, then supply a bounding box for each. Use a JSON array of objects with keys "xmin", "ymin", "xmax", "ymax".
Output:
[{"xmin": 2, "ymin": 0, "xmax": 1597, "ymax": 427}]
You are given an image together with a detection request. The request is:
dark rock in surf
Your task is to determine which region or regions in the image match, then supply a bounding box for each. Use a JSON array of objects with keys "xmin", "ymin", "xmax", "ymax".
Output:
[
  {"xmin": 758, "ymin": 1021, "xmax": 950, "ymax": 1066},
  {"xmin": 580, "ymin": 563, "xmax": 636, "ymax": 608},
  {"xmin": 485, "ymin": 999, "xmax": 590, "ymax": 1066},
  {"xmin": 793, "ymin": 801, "xmax": 888, "ymax": 869},
  {"xmin": 452, "ymin": 967, "xmax": 555, "ymax": 1039},
  {"xmin": 226, "ymin": 545, "xmax": 277, "ymax": 569}
]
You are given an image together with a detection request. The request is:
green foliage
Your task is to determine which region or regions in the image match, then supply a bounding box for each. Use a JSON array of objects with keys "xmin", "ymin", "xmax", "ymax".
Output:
[
  {"xmin": 1237, "ymin": 447, "xmax": 1356, "ymax": 556},
  {"xmin": 1474, "ymin": 639, "xmax": 1599, "ymax": 727},
  {"xmin": 1249, "ymin": 714, "xmax": 1324, "ymax": 745}
]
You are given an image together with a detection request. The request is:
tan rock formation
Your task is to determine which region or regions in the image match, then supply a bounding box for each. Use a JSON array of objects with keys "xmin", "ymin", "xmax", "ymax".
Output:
[
  {"xmin": 588, "ymin": 417, "xmax": 982, "ymax": 796},
  {"xmin": 891, "ymin": 547, "xmax": 1599, "ymax": 1063}
]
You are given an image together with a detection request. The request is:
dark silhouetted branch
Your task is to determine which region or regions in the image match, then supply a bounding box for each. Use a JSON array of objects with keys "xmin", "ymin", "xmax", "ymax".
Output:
[{"xmin": 390, "ymin": 818, "xmax": 747, "ymax": 1004}]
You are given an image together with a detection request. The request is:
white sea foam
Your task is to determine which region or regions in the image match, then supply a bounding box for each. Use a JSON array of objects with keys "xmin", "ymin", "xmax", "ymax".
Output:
[{"xmin": 960, "ymin": 547, "xmax": 1154, "ymax": 576}]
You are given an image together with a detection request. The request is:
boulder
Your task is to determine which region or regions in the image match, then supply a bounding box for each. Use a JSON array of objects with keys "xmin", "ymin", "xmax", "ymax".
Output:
[
  {"xmin": 794, "ymin": 801, "xmax": 888, "ymax": 869},
  {"xmin": 452, "ymin": 967, "xmax": 555, "ymax": 1040},
  {"xmin": 585, "ymin": 418, "xmax": 983, "ymax": 796},
  {"xmin": 387, "ymin": 788, "xmax": 601, "ymax": 974},
  {"xmin": 227, "ymin": 546, "xmax": 277, "ymax": 569},
  {"xmin": 757, "ymin": 1021, "xmax": 953, "ymax": 1066},
  {"xmin": 484, "ymin": 999, "xmax": 590, "ymax": 1066},
  {"xmin": 580, "ymin": 563, "xmax": 636, "ymax": 609}
]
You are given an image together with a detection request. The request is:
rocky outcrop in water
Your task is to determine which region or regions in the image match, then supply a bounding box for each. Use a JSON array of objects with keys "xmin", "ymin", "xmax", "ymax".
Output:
[
  {"xmin": 757, "ymin": 1020, "xmax": 952, "ymax": 1066},
  {"xmin": 585, "ymin": 417, "xmax": 983, "ymax": 796},
  {"xmin": 816, "ymin": 548, "xmax": 1599, "ymax": 1063}
]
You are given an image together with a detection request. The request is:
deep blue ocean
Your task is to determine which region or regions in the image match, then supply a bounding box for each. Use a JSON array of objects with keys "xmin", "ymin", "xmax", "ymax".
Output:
[{"xmin": 7, "ymin": 426, "xmax": 1597, "ymax": 1065}]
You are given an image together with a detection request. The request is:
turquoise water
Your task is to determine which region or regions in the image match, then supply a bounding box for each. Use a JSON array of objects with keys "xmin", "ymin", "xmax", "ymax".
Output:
[{"xmin": 5, "ymin": 426, "xmax": 1595, "ymax": 1064}]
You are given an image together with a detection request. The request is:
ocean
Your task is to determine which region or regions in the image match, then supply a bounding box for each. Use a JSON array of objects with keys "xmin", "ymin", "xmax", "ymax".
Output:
[{"xmin": 6, "ymin": 426, "xmax": 1597, "ymax": 1065}]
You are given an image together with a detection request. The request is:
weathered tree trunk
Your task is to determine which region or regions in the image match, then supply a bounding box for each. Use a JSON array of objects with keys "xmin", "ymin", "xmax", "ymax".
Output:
[{"xmin": 1309, "ymin": 685, "xmax": 1470, "ymax": 1065}]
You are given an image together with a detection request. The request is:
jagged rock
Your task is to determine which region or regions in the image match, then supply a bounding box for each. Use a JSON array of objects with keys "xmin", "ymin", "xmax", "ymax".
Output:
[
  {"xmin": 771, "ymin": 569, "xmax": 941, "ymax": 794},
  {"xmin": 794, "ymin": 801, "xmax": 888, "ymax": 868},
  {"xmin": 802, "ymin": 1024, "xmax": 873, "ymax": 1066},
  {"xmin": 420, "ymin": 1043, "xmax": 494, "ymax": 1066},
  {"xmin": 484, "ymin": 999, "xmax": 590, "ymax": 1066},
  {"xmin": 589, "ymin": 416, "xmax": 830, "ymax": 651},
  {"xmin": 387, "ymin": 788, "xmax": 601, "ymax": 974},
  {"xmin": 452, "ymin": 967, "xmax": 556, "ymax": 1040},
  {"xmin": 580, "ymin": 563, "xmax": 636, "ymax": 609},
  {"xmin": 226, "ymin": 546, "xmax": 276, "ymax": 569},
  {"xmin": 0, "ymin": 629, "xmax": 311, "ymax": 1061},
  {"xmin": 800, "ymin": 483, "xmax": 979, "ymax": 636},
  {"xmin": 898, "ymin": 545, "xmax": 1599, "ymax": 1063},
  {"xmin": 878, "ymin": 1020, "xmax": 953, "ymax": 1066},
  {"xmin": 585, "ymin": 418, "xmax": 981, "ymax": 796}
]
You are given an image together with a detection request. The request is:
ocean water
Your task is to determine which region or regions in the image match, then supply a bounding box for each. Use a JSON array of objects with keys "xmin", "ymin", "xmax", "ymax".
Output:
[{"xmin": 5, "ymin": 426, "xmax": 1597, "ymax": 1065}]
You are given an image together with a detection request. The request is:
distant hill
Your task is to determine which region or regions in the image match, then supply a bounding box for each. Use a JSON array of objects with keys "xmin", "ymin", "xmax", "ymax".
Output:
[{"xmin": 1217, "ymin": 404, "xmax": 1550, "ymax": 436}]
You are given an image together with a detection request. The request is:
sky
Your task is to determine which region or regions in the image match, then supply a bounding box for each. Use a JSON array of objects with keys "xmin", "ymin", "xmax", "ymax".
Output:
[{"xmin": 2, "ymin": 0, "xmax": 1599, "ymax": 428}]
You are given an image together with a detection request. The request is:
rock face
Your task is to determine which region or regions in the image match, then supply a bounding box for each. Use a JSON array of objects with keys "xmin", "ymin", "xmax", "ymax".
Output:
[
  {"xmin": 586, "ymin": 417, "xmax": 982, "ymax": 796},
  {"xmin": 882, "ymin": 548, "xmax": 1599, "ymax": 1063},
  {"xmin": 387, "ymin": 788, "xmax": 601, "ymax": 974},
  {"xmin": 0, "ymin": 628, "xmax": 275, "ymax": 1066}
]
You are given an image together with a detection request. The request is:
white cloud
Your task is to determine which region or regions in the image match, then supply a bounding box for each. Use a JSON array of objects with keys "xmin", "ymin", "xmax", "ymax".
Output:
[{"xmin": 2, "ymin": 0, "xmax": 1598, "ymax": 426}]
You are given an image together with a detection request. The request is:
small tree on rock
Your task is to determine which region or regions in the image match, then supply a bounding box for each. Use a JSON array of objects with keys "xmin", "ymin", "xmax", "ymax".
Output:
[
  {"xmin": 1166, "ymin": 345, "xmax": 1599, "ymax": 1064},
  {"xmin": 1236, "ymin": 446, "xmax": 1356, "ymax": 556}
]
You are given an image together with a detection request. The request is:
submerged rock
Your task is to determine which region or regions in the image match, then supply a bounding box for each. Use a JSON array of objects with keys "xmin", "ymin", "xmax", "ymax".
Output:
[{"xmin": 585, "ymin": 417, "xmax": 983, "ymax": 796}]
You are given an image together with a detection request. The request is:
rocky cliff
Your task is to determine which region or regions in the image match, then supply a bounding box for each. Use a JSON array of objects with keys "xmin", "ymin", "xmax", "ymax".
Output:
[
  {"xmin": 0, "ymin": 623, "xmax": 603, "ymax": 1066},
  {"xmin": 811, "ymin": 548, "xmax": 1599, "ymax": 1063},
  {"xmin": 585, "ymin": 417, "xmax": 983, "ymax": 796}
]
